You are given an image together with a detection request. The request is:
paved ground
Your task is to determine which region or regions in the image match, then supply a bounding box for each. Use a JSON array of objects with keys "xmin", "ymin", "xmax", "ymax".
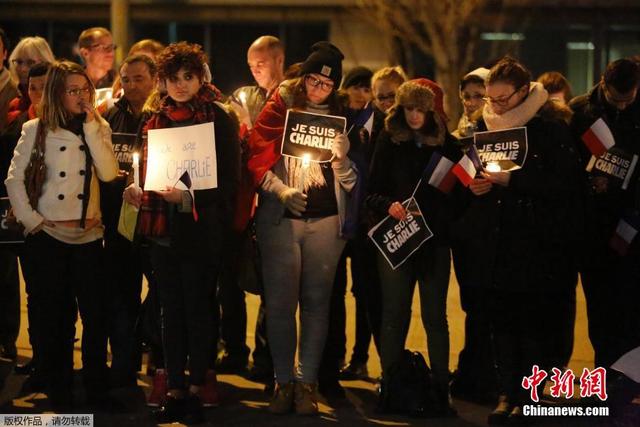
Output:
[{"xmin": 0, "ymin": 262, "xmax": 638, "ymax": 426}]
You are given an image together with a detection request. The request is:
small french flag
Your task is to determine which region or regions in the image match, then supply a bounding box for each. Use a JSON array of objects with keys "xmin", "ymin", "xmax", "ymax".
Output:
[
  {"xmin": 177, "ymin": 170, "xmax": 199, "ymax": 222},
  {"xmin": 424, "ymin": 152, "xmax": 457, "ymax": 193},
  {"xmin": 582, "ymin": 118, "xmax": 615, "ymax": 157},
  {"xmin": 610, "ymin": 214, "xmax": 640, "ymax": 256},
  {"xmin": 452, "ymin": 154, "xmax": 477, "ymax": 187}
]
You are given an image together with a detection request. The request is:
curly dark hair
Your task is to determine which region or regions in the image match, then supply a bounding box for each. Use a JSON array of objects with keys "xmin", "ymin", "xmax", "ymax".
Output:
[{"xmin": 157, "ymin": 41, "xmax": 208, "ymax": 81}]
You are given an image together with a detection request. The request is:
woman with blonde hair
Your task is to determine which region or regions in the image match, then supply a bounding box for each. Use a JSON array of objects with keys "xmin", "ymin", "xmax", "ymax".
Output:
[
  {"xmin": 6, "ymin": 60, "xmax": 118, "ymax": 409},
  {"xmin": 7, "ymin": 36, "xmax": 55, "ymax": 118}
]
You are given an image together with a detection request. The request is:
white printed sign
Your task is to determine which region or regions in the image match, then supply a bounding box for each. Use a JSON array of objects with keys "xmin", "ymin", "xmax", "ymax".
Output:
[{"xmin": 144, "ymin": 122, "xmax": 218, "ymax": 191}]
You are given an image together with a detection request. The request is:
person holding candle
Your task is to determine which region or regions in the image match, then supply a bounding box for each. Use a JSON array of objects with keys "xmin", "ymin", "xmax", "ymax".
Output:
[
  {"xmin": 240, "ymin": 41, "xmax": 356, "ymax": 415},
  {"xmin": 123, "ymin": 42, "xmax": 239, "ymax": 423},
  {"xmin": 459, "ymin": 56, "xmax": 582, "ymax": 423},
  {"xmin": 100, "ymin": 53, "xmax": 157, "ymax": 392},
  {"xmin": 5, "ymin": 60, "xmax": 119, "ymax": 408},
  {"xmin": 366, "ymin": 78, "xmax": 460, "ymax": 417}
]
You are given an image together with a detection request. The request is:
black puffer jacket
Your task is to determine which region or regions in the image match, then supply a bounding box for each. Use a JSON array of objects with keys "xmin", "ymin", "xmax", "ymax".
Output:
[
  {"xmin": 451, "ymin": 104, "xmax": 583, "ymax": 293},
  {"xmin": 569, "ymin": 84, "xmax": 640, "ymax": 258}
]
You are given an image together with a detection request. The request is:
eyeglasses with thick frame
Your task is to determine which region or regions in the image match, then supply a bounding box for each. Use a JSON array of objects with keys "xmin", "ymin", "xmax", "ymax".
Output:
[
  {"xmin": 305, "ymin": 75, "xmax": 334, "ymax": 92},
  {"xmin": 90, "ymin": 43, "xmax": 117, "ymax": 53},
  {"xmin": 483, "ymin": 85, "xmax": 526, "ymax": 106},
  {"xmin": 12, "ymin": 59, "xmax": 37, "ymax": 67},
  {"xmin": 65, "ymin": 87, "xmax": 91, "ymax": 97}
]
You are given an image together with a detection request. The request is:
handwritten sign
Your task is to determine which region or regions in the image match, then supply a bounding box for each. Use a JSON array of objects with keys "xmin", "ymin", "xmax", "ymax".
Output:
[
  {"xmin": 281, "ymin": 110, "xmax": 346, "ymax": 162},
  {"xmin": 586, "ymin": 147, "xmax": 638, "ymax": 190},
  {"xmin": 368, "ymin": 198, "xmax": 433, "ymax": 270},
  {"xmin": 112, "ymin": 133, "xmax": 137, "ymax": 171},
  {"xmin": 144, "ymin": 122, "xmax": 217, "ymax": 191},
  {"xmin": 474, "ymin": 127, "xmax": 528, "ymax": 171}
]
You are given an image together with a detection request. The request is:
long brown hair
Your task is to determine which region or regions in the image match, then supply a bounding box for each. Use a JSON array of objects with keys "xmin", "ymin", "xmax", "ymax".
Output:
[{"xmin": 40, "ymin": 60, "xmax": 95, "ymax": 131}]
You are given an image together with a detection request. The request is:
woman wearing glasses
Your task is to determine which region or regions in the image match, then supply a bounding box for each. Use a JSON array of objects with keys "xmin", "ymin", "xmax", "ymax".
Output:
[
  {"xmin": 6, "ymin": 60, "xmax": 118, "ymax": 409},
  {"xmin": 7, "ymin": 36, "xmax": 55, "ymax": 121},
  {"xmin": 461, "ymin": 56, "xmax": 581, "ymax": 423},
  {"xmin": 242, "ymin": 41, "xmax": 356, "ymax": 415}
]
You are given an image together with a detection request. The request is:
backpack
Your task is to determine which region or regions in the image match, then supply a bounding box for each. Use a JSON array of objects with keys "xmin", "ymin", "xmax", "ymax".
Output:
[{"xmin": 379, "ymin": 350, "xmax": 435, "ymax": 417}]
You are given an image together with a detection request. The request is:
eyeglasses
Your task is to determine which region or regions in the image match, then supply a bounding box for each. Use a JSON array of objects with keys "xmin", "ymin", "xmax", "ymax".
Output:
[
  {"xmin": 90, "ymin": 43, "xmax": 117, "ymax": 53},
  {"xmin": 461, "ymin": 93, "xmax": 484, "ymax": 102},
  {"xmin": 483, "ymin": 86, "xmax": 525, "ymax": 107},
  {"xmin": 65, "ymin": 87, "xmax": 91, "ymax": 97},
  {"xmin": 376, "ymin": 93, "xmax": 396, "ymax": 102},
  {"xmin": 305, "ymin": 75, "xmax": 334, "ymax": 92},
  {"xmin": 12, "ymin": 59, "xmax": 37, "ymax": 67}
]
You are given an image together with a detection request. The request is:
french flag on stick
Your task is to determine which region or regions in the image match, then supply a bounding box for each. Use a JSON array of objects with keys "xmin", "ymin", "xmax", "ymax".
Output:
[
  {"xmin": 424, "ymin": 152, "xmax": 457, "ymax": 193},
  {"xmin": 610, "ymin": 214, "xmax": 640, "ymax": 256},
  {"xmin": 177, "ymin": 170, "xmax": 199, "ymax": 222},
  {"xmin": 582, "ymin": 118, "xmax": 615, "ymax": 157},
  {"xmin": 453, "ymin": 154, "xmax": 477, "ymax": 187}
]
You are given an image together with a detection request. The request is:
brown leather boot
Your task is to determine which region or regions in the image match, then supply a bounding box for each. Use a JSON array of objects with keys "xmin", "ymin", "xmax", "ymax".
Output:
[
  {"xmin": 294, "ymin": 382, "xmax": 318, "ymax": 415},
  {"xmin": 268, "ymin": 382, "xmax": 294, "ymax": 414}
]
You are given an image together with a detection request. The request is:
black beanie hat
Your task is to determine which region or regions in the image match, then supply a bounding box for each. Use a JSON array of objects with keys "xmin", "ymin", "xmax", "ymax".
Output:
[
  {"xmin": 300, "ymin": 41, "xmax": 344, "ymax": 88},
  {"xmin": 341, "ymin": 66, "xmax": 373, "ymax": 90}
]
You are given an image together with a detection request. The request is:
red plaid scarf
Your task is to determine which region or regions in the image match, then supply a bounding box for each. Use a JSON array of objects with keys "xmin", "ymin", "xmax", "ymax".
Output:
[{"xmin": 137, "ymin": 83, "xmax": 222, "ymax": 237}]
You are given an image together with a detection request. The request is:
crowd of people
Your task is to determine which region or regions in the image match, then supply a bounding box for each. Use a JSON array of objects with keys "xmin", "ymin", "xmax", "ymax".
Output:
[{"xmin": 0, "ymin": 24, "xmax": 639, "ymax": 425}]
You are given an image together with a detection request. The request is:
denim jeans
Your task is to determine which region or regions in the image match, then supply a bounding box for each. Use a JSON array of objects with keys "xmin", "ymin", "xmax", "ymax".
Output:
[{"xmin": 257, "ymin": 215, "xmax": 345, "ymax": 383}]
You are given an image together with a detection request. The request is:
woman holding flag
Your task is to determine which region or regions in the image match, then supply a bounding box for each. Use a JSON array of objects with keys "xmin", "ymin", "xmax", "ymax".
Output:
[
  {"xmin": 366, "ymin": 78, "xmax": 460, "ymax": 417},
  {"xmin": 461, "ymin": 56, "xmax": 582, "ymax": 424},
  {"xmin": 123, "ymin": 42, "xmax": 240, "ymax": 423},
  {"xmin": 241, "ymin": 41, "xmax": 356, "ymax": 415}
]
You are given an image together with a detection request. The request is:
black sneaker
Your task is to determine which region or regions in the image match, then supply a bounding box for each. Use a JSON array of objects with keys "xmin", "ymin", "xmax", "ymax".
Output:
[
  {"xmin": 215, "ymin": 353, "xmax": 248, "ymax": 374},
  {"xmin": 155, "ymin": 395, "xmax": 186, "ymax": 423},
  {"xmin": 339, "ymin": 360, "xmax": 369, "ymax": 380}
]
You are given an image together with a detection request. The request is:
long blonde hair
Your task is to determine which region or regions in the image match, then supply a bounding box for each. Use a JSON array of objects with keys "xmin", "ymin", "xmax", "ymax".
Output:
[
  {"xmin": 8, "ymin": 36, "xmax": 55, "ymax": 85},
  {"xmin": 40, "ymin": 61, "xmax": 95, "ymax": 131}
]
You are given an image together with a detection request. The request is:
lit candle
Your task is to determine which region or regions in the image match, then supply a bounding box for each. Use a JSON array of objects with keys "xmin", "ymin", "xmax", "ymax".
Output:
[
  {"xmin": 299, "ymin": 153, "xmax": 311, "ymax": 193},
  {"xmin": 485, "ymin": 161, "xmax": 502, "ymax": 173},
  {"xmin": 132, "ymin": 152, "xmax": 140, "ymax": 188}
]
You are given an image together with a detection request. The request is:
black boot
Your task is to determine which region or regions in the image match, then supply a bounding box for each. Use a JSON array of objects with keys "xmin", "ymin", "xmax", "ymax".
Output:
[{"xmin": 155, "ymin": 395, "xmax": 186, "ymax": 423}]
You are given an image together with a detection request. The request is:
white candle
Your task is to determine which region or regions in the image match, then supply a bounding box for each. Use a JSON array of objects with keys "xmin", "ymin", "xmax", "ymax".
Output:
[
  {"xmin": 299, "ymin": 153, "xmax": 311, "ymax": 193},
  {"xmin": 132, "ymin": 152, "xmax": 140, "ymax": 188},
  {"xmin": 485, "ymin": 161, "xmax": 502, "ymax": 173}
]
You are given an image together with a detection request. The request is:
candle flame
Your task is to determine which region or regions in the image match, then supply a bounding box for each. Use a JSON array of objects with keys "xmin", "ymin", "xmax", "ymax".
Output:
[
  {"xmin": 133, "ymin": 152, "xmax": 140, "ymax": 166},
  {"xmin": 485, "ymin": 161, "xmax": 501, "ymax": 172},
  {"xmin": 302, "ymin": 153, "xmax": 311, "ymax": 168}
]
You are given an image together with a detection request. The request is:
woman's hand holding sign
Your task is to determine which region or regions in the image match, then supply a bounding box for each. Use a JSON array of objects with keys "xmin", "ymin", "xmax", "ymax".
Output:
[
  {"xmin": 388, "ymin": 201, "xmax": 408, "ymax": 221},
  {"xmin": 279, "ymin": 187, "xmax": 307, "ymax": 216},
  {"xmin": 331, "ymin": 133, "xmax": 350, "ymax": 162}
]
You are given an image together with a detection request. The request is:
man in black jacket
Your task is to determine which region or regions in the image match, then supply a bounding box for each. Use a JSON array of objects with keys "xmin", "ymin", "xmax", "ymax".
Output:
[
  {"xmin": 102, "ymin": 53, "xmax": 156, "ymax": 389},
  {"xmin": 569, "ymin": 58, "xmax": 640, "ymax": 372}
]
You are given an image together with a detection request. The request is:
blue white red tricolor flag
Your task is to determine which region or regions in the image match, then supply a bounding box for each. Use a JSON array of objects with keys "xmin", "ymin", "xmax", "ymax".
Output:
[
  {"xmin": 423, "ymin": 152, "xmax": 456, "ymax": 193},
  {"xmin": 452, "ymin": 154, "xmax": 477, "ymax": 187},
  {"xmin": 177, "ymin": 170, "xmax": 199, "ymax": 222},
  {"xmin": 582, "ymin": 118, "xmax": 615, "ymax": 157},
  {"xmin": 609, "ymin": 213, "xmax": 640, "ymax": 256}
]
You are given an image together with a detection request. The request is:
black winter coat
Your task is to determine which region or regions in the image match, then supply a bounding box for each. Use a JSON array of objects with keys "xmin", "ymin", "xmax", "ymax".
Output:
[
  {"xmin": 367, "ymin": 130, "xmax": 463, "ymax": 248},
  {"xmin": 451, "ymin": 109, "xmax": 583, "ymax": 293},
  {"xmin": 569, "ymin": 84, "xmax": 640, "ymax": 258}
]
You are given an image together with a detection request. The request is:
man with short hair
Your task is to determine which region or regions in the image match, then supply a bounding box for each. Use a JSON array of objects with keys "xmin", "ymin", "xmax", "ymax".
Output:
[
  {"xmin": 217, "ymin": 36, "xmax": 285, "ymax": 382},
  {"xmin": 101, "ymin": 53, "xmax": 157, "ymax": 389},
  {"xmin": 569, "ymin": 58, "xmax": 640, "ymax": 374},
  {"xmin": 78, "ymin": 27, "xmax": 116, "ymax": 89}
]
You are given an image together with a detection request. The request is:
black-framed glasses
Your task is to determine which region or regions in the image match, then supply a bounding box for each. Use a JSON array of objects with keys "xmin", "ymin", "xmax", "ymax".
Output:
[
  {"xmin": 65, "ymin": 87, "xmax": 91, "ymax": 97},
  {"xmin": 90, "ymin": 43, "xmax": 117, "ymax": 53},
  {"xmin": 376, "ymin": 93, "xmax": 396, "ymax": 102},
  {"xmin": 483, "ymin": 86, "xmax": 525, "ymax": 106},
  {"xmin": 12, "ymin": 59, "xmax": 37, "ymax": 67},
  {"xmin": 305, "ymin": 75, "xmax": 334, "ymax": 92}
]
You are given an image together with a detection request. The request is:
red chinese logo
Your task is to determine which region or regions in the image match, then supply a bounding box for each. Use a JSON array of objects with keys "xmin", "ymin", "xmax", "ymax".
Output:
[
  {"xmin": 549, "ymin": 367, "xmax": 575, "ymax": 399},
  {"xmin": 579, "ymin": 367, "xmax": 608, "ymax": 401},
  {"xmin": 522, "ymin": 366, "xmax": 608, "ymax": 402},
  {"xmin": 521, "ymin": 365, "xmax": 548, "ymax": 402}
]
